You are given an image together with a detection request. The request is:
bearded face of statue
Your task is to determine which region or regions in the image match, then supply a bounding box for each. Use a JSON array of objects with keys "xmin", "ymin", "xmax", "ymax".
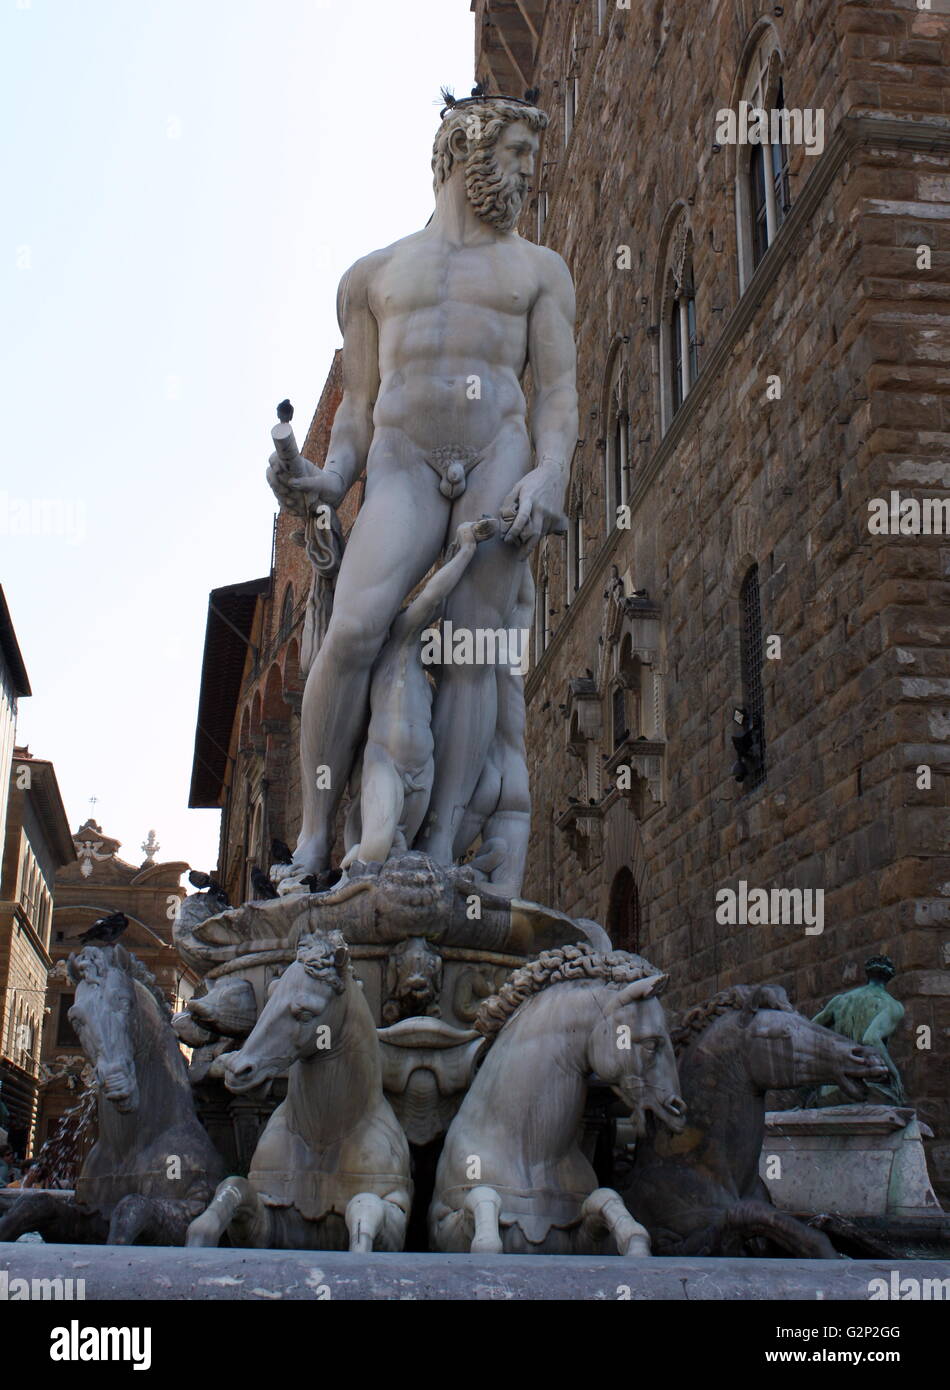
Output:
[{"xmin": 465, "ymin": 118, "xmax": 541, "ymax": 232}]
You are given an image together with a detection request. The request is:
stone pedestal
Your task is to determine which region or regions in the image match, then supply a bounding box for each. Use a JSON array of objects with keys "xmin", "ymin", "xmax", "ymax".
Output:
[{"xmin": 760, "ymin": 1106, "xmax": 944, "ymax": 1218}]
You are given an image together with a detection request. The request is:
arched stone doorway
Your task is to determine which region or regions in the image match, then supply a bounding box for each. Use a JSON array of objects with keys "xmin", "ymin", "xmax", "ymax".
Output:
[{"xmin": 606, "ymin": 866, "xmax": 641, "ymax": 954}]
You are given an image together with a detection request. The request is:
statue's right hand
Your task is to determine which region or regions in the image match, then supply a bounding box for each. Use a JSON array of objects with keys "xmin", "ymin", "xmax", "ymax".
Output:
[
  {"xmin": 286, "ymin": 471, "xmax": 345, "ymax": 508},
  {"xmin": 266, "ymin": 453, "xmax": 343, "ymax": 515},
  {"xmin": 267, "ymin": 452, "xmax": 308, "ymax": 515}
]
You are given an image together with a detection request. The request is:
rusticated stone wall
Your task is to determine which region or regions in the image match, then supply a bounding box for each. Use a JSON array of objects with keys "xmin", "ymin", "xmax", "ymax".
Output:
[{"xmin": 475, "ymin": 0, "xmax": 950, "ymax": 1195}]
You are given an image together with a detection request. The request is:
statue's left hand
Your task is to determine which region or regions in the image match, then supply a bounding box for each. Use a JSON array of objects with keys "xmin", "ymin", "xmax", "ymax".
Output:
[{"xmin": 500, "ymin": 464, "xmax": 568, "ymax": 554}]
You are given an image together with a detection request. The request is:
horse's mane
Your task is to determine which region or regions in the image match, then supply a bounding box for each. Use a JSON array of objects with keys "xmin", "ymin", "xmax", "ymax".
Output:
[
  {"xmin": 74, "ymin": 945, "xmax": 172, "ymax": 1021},
  {"xmin": 670, "ymin": 984, "xmax": 793, "ymax": 1056},
  {"xmin": 296, "ymin": 931, "xmax": 348, "ymax": 994},
  {"xmin": 475, "ymin": 942, "xmax": 663, "ymax": 1041}
]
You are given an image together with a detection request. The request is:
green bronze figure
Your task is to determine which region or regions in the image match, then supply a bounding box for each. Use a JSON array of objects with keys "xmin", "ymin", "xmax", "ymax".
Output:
[{"xmin": 809, "ymin": 956, "xmax": 905, "ymax": 1106}]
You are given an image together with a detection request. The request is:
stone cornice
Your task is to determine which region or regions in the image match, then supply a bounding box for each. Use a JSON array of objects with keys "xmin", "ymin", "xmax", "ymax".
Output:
[{"xmin": 525, "ymin": 115, "xmax": 950, "ymax": 703}]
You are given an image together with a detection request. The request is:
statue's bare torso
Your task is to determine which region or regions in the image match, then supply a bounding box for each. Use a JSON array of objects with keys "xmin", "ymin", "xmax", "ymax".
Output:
[{"xmin": 366, "ymin": 229, "xmax": 544, "ymax": 462}]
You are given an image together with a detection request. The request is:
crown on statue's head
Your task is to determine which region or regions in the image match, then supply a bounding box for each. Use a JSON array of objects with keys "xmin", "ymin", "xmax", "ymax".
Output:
[{"xmin": 439, "ymin": 82, "xmax": 542, "ymax": 119}]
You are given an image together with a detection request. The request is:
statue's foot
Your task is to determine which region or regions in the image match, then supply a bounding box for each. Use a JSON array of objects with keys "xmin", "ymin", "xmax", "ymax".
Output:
[{"xmin": 271, "ymin": 833, "xmax": 328, "ymax": 886}]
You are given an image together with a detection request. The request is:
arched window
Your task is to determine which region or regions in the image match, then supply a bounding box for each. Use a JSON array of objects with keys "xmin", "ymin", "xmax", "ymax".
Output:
[
  {"xmin": 535, "ymin": 569, "xmax": 550, "ymax": 662},
  {"xmin": 736, "ymin": 27, "xmax": 792, "ymax": 290},
  {"xmin": 564, "ymin": 22, "xmax": 580, "ymax": 146},
  {"xmin": 657, "ymin": 211, "xmax": 699, "ymax": 433},
  {"xmin": 536, "ymin": 189, "xmax": 549, "ymax": 243},
  {"xmin": 279, "ymin": 584, "xmax": 295, "ymax": 642},
  {"xmin": 607, "ymin": 868, "xmax": 641, "ymax": 954},
  {"xmin": 567, "ymin": 505, "xmax": 585, "ymax": 598},
  {"xmin": 603, "ymin": 352, "xmax": 628, "ymax": 531},
  {"xmin": 738, "ymin": 564, "xmax": 767, "ymax": 788}
]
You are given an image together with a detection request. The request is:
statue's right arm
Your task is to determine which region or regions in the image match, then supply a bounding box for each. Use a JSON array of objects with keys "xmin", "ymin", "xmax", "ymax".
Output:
[
  {"xmin": 276, "ymin": 257, "xmax": 381, "ymax": 511},
  {"xmin": 320, "ymin": 257, "xmax": 382, "ymax": 503}
]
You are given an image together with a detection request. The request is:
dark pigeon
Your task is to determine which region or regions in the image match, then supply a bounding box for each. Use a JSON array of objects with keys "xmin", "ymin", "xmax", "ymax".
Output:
[
  {"xmin": 77, "ymin": 911, "xmax": 129, "ymax": 945},
  {"xmin": 271, "ymin": 838, "xmax": 294, "ymax": 866},
  {"xmin": 250, "ymin": 867, "xmax": 279, "ymax": 901}
]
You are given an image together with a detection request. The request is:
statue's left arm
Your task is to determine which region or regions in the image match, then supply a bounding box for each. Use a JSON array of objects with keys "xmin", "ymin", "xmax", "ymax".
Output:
[{"xmin": 502, "ymin": 250, "xmax": 578, "ymax": 555}]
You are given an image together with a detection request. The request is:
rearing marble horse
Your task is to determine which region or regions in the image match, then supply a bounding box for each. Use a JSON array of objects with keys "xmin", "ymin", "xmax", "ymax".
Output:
[
  {"xmin": 186, "ymin": 931, "xmax": 412, "ymax": 1251},
  {"xmin": 430, "ymin": 944, "xmax": 686, "ymax": 1255},
  {"xmin": 0, "ymin": 944, "xmax": 223, "ymax": 1246},
  {"xmin": 622, "ymin": 984, "xmax": 889, "ymax": 1258}
]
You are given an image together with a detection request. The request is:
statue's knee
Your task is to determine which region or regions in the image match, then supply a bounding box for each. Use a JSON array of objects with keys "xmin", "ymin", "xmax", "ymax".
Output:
[{"xmin": 324, "ymin": 612, "xmax": 385, "ymax": 669}]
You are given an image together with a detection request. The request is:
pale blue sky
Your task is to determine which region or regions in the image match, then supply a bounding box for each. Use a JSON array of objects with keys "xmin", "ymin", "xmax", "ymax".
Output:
[{"xmin": 1, "ymin": 0, "xmax": 475, "ymax": 876}]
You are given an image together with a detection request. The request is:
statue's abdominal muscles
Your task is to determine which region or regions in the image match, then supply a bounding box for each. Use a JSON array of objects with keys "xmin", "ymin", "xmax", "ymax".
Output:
[{"xmin": 370, "ymin": 250, "xmax": 535, "ymax": 457}]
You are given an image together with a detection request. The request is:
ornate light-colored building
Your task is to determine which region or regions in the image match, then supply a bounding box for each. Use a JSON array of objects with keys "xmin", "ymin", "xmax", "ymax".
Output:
[{"xmin": 473, "ymin": 0, "xmax": 950, "ymax": 1196}]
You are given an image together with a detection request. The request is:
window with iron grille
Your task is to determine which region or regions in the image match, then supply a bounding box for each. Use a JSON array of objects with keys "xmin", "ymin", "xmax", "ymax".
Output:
[{"xmin": 740, "ymin": 564, "xmax": 766, "ymax": 787}]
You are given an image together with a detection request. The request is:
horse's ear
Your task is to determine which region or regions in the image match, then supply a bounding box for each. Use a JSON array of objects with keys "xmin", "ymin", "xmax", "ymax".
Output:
[
  {"xmin": 113, "ymin": 942, "xmax": 132, "ymax": 973},
  {"xmin": 66, "ymin": 954, "xmax": 82, "ymax": 985},
  {"xmin": 611, "ymin": 973, "xmax": 668, "ymax": 1008},
  {"xmin": 767, "ymin": 984, "xmax": 793, "ymax": 1011},
  {"xmin": 737, "ymin": 989, "xmax": 760, "ymax": 1027},
  {"xmin": 333, "ymin": 944, "xmax": 348, "ymax": 973}
]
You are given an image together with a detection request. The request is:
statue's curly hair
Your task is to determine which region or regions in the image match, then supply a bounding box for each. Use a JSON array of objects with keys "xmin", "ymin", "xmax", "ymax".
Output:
[
  {"xmin": 431, "ymin": 97, "xmax": 548, "ymax": 190},
  {"xmin": 670, "ymin": 984, "xmax": 793, "ymax": 1056},
  {"xmin": 474, "ymin": 942, "xmax": 664, "ymax": 1041}
]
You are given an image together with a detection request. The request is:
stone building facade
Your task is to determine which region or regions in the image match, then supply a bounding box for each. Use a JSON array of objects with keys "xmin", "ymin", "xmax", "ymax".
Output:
[
  {"xmin": 0, "ymin": 748, "xmax": 75, "ymax": 1155},
  {"xmin": 190, "ymin": 355, "xmax": 360, "ymax": 904},
  {"xmin": 35, "ymin": 821, "xmax": 193, "ymax": 1150},
  {"xmin": 473, "ymin": 0, "xmax": 950, "ymax": 1195},
  {"xmin": 0, "ymin": 588, "xmax": 30, "ymax": 857}
]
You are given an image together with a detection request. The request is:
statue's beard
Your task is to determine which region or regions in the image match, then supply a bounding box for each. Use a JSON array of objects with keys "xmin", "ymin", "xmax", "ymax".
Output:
[{"xmin": 464, "ymin": 149, "xmax": 526, "ymax": 232}]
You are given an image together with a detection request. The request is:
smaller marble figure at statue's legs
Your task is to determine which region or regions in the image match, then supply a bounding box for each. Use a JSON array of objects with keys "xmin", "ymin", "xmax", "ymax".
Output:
[
  {"xmin": 454, "ymin": 562, "xmax": 533, "ymax": 898},
  {"xmin": 342, "ymin": 517, "xmax": 498, "ymax": 870},
  {"xmin": 419, "ymin": 445, "xmax": 545, "ymax": 882}
]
